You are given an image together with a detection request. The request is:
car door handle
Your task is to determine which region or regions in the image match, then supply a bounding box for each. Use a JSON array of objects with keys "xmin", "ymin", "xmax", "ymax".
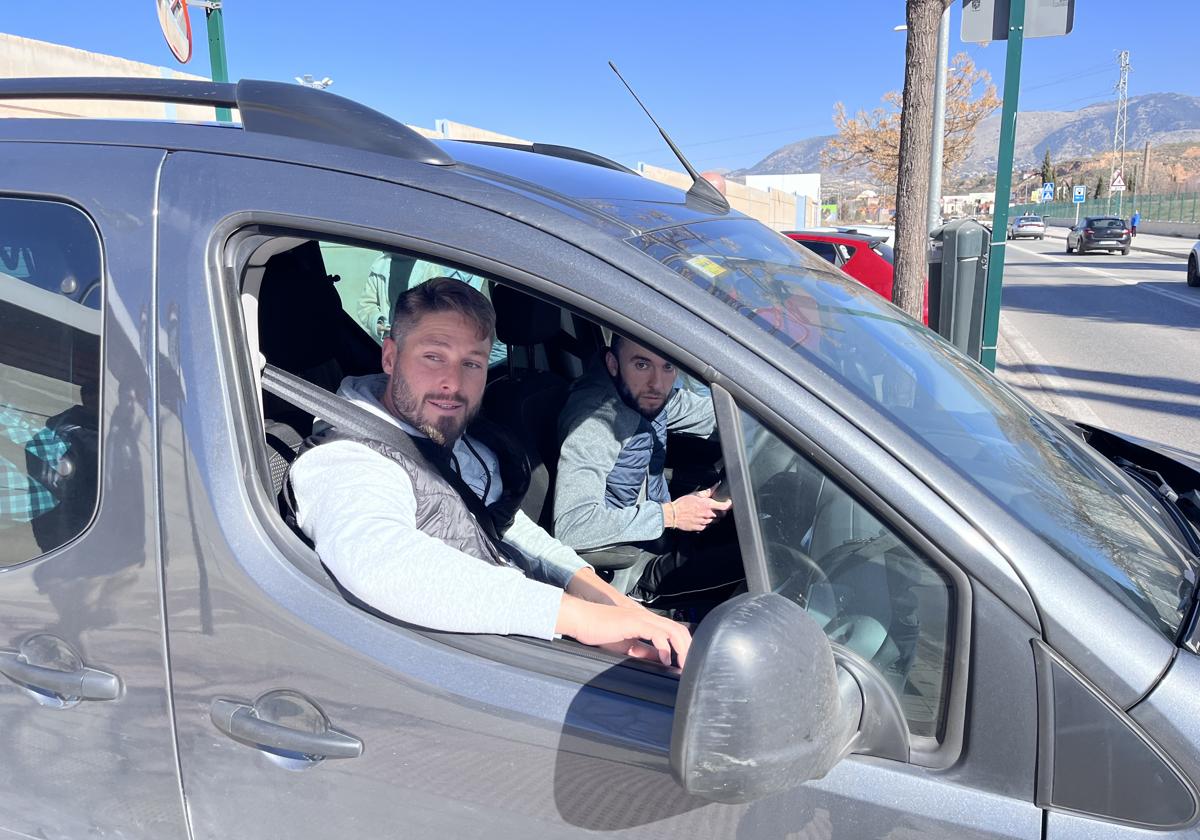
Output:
[
  {"xmin": 0, "ymin": 650, "xmax": 121, "ymax": 701},
  {"xmin": 210, "ymin": 698, "xmax": 363, "ymax": 760}
]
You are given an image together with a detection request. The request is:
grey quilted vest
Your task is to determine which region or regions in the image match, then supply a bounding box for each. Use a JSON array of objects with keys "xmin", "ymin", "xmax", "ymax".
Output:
[{"xmin": 289, "ymin": 418, "xmax": 532, "ymax": 569}]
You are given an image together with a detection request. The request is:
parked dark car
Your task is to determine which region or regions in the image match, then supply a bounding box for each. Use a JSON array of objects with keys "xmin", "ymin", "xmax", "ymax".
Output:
[
  {"xmin": 0, "ymin": 77, "xmax": 1198, "ymax": 840},
  {"xmin": 1066, "ymin": 216, "xmax": 1131, "ymax": 254}
]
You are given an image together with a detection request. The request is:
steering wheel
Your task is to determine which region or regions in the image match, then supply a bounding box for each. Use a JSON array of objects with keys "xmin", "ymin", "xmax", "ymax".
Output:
[{"xmin": 767, "ymin": 541, "xmax": 835, "ymax": 624}]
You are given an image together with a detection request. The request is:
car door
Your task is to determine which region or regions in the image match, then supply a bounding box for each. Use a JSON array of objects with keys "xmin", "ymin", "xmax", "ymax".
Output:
[
  {"xmin": 155, "ymin": 147, "xmax": 1054, "ymax": 839},
  {"xmin": 0, "ymin": 144, "xmax": 187, "ymax": 837},
  {"xmin": 155, "ymin": 150, "xmax": 731, "ymax": 840}
]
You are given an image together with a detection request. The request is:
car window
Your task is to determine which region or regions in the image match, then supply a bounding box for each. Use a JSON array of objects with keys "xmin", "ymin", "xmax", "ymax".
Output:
[
  {"xmin": 0, "ymin": 198, "xmax": 102, "ymax": 566},
  {"xmin": 737, "ymin": 407, "xmax": 953, "ymax": 738},
  {"xmin": 319, "ymin": 243, "xmax": 507, "ymax": 365},
  {"xmin": 871, "ymin": 242, "xmax": 895, "ymax": 265},
  {"xmin": 1090, "ymin": 218, "xmax": 1124, "ymax": 230},
  {"xmin": 630, "ymin": 217, "xmax": 1197, "ymax": 642},
  {"xmin": 794, "ymin": 239, "xmax": 839, "ymax": 265}
]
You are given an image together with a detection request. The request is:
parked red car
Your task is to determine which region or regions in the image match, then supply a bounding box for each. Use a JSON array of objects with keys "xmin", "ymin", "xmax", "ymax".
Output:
[{"xmin": 784, "ymin": 229, "xmax": 928, "ymax": 325}]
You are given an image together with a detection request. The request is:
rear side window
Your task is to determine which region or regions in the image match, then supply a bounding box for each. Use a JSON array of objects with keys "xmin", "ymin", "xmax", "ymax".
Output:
[
  {"xmin": 794, "ymin": 239, "xmax": 839, "ymax": 265},
  {"xmin": 319, "ymin": 243, "xmax": 506, "ymax": 365},
  {"xmin": 0, "ymin": 198, "xmax": 102, "ymax": 565}
]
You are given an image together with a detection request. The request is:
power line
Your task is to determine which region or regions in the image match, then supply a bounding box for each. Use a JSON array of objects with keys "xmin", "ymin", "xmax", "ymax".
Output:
[{"xmin": 1023, "ymin": 66, "xmax": 1113, "ymax": 92}]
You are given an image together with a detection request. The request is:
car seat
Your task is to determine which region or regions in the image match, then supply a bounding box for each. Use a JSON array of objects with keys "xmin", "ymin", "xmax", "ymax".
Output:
[
  {"xmin": 257, "ymin": 240, "xmax": 381, "ymax": 500},
  {"xmin": 482, "ymin": 283, "xmax": 570, "ymax": 529}
]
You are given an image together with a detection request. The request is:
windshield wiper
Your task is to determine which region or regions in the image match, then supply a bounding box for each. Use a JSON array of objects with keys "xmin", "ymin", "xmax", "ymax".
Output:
[
  {"xmin": 1116, "ymin": 459, "xmax": 1200, "ymax": 650},
  {"xmin": 1116, "ymin": 459, "xmax": 1200, "ymax": 556}
]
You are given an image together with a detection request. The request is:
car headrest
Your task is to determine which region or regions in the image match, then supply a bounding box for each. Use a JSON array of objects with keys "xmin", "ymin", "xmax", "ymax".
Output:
[
  {"xmin": 259, "ymin": 240, "xmax": 344, "ymax": 372},
  {"xmin": 490, "ymin": 282, "xmax": 561, "ymax": 346}
]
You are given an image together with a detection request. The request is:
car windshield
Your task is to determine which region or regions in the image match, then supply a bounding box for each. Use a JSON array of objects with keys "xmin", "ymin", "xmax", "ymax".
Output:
[
  {"xmin": 871, "ymin": 242, "xmax": 895, "ymax": 264},
  {"xmin": 1091, "ymin": 218, "xmax": 1125, "ymax": 229},
  {"xmin": 629, "ymin": 218, "xmax": 1197, "ymax": 640},
  {"xmin": 1018, "ymin": 217, "xmax": 1042, "ymax": 224}
]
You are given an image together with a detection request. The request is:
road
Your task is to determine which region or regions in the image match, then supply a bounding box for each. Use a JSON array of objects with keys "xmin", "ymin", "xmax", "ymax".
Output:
[{"xmin": 995, "ymin": 235, "xmax": 1200, "ymax": 453}]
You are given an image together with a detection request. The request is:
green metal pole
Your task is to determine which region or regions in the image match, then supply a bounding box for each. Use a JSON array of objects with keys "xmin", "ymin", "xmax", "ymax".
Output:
[
  {"xmin": 205, "ymin": 4, "xmax": 231, "ymax": 123},
  {"xmin": 979, "ymin": 0, "xmax": 1026, "ymax": 373}
]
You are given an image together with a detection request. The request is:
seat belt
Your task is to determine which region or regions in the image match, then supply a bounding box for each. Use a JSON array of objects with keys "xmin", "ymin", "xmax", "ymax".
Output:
[
  {"xmin": 259, "ymin": 364, "xmax": 423, "ymax": 462},
  {"xmin": 258, "ymin": 364, "xmax": 514, "ymax": 558}
]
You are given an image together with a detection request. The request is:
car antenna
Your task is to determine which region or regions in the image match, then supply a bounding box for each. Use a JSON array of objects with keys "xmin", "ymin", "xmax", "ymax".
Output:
[{"xmin": 608, "ymin": 61, "xmax": 730, "ymax": 213}]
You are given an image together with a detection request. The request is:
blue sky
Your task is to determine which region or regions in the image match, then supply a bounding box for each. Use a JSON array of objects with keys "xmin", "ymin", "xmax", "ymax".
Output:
[{"xmin": 4, "ymin": 1, "xmax": 1194, "ymax": 171}]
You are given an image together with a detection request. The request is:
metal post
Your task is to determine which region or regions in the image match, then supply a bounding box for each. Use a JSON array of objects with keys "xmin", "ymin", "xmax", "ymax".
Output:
[
  {"xmin": 205, "ymin": 5, "xmax": 231, "ymax": 123},
  {"xmin": 979, "ymin": 0, "xmax": 1026, "ymax": 373},
  {"xmin": 928, "ymin": 6, "xmax": 951, "ymax": 233}
]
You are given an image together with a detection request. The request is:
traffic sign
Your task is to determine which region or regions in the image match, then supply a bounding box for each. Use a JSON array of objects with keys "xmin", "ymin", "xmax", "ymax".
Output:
[
  {"xmin": 1110, "ymin": 170, "xmax": 1127, "ymax": 192},
  {"xmin": 1041, "ymin": 181, "xmax": 1055, "ymax": 202},
  {"xmin": 1073, "ymin": 185, "xmax": 1086, "ymax": 203},
  {"xmin": 962, "ymin": 0, "xmax": 1075, "ymax": 43},
  {"xmin": 155, "ymin": 0, "xmax": 192, "ymax": 64}
]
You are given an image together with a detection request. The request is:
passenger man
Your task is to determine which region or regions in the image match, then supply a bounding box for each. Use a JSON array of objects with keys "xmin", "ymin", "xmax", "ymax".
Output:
[
  {"xmin": 554, "ymin": 335, "xmax": 742, "ymax": 605},
  {"xmin": 289, "ymin": 279, "xmax": 690, "ymax": 667}
]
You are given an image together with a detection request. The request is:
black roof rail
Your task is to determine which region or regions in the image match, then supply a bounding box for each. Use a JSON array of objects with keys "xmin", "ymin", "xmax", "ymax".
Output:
[
  {"xmin": 0, "ymin": 77, "xmax": 455, "ymax": 166},
  {"xmin": 455, "ymin": 139, "xmax": 637, "ymax": 175}
]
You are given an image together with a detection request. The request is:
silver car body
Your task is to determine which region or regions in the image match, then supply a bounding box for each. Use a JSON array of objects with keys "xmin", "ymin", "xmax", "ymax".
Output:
[{"xmin": 0, "ymin": 79, "xmax": 1197, "ymax": 839}]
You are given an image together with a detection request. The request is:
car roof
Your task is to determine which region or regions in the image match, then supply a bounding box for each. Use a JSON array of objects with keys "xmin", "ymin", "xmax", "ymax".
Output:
[{"xmin": 0, "ymin": 77, "xmax": 741, "ymax": 238}]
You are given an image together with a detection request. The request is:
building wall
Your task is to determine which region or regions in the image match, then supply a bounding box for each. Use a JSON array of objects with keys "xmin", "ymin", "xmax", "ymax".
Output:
[
  {"xmin": 636, "ymin": 163, "xmax": 799, "ymax": 231},
  {"xmin": 434, "ymin": 119, "xmax": 530, "ymax": 144},
  {"xmin": 0, "ymin": 33, "xmax": 220, "ymax": 121}
]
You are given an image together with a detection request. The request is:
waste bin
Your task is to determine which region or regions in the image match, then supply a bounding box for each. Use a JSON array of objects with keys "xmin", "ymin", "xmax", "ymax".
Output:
[{"xmin": 928, "ymin": 219, "xmax": 990, "ymax": 361}]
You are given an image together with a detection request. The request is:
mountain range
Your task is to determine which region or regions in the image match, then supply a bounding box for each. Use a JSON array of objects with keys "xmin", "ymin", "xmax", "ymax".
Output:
[{"xmin": 730, "ymin": 93, "xmax": 1200, "ymax": 182}]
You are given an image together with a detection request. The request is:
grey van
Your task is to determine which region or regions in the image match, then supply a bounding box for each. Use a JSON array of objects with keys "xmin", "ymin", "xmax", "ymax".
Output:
[{"xmin": 0, "ymin": 77, "xmax": 1198, "ymax": 839}]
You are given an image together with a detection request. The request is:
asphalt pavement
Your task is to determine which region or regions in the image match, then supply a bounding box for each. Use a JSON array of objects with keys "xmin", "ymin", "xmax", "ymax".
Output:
[{"xmin": 994, "ymin": 235, "xmax": 1200, "ymax": 453}]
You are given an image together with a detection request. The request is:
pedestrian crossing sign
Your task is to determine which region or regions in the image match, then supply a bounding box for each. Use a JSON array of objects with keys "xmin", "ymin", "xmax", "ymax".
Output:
[{"xmin": 1110, "ymin": 170, "xmax": 1126, "ymax": 192}]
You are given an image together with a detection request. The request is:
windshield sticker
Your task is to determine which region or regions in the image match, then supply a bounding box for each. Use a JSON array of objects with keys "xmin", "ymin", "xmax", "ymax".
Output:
[{"xmin": 684, "ymin": 255, "xmax": 729, "ymax": 279}]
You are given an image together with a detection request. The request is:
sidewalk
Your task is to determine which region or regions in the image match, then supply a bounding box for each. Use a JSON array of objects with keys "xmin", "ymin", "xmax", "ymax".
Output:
[{"xmin": 1040, "ymin": 225, "xmax": 1193, "ymax": 259}]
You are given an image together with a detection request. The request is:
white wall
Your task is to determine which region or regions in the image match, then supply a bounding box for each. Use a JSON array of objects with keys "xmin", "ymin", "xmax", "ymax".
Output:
[
  {"xmin": 0, "ymin": 33, "xmax": 219, "ymax": 121},
  {"xmin": 745, "ymin": 173, "xmax": 822, "ymax": 203}
]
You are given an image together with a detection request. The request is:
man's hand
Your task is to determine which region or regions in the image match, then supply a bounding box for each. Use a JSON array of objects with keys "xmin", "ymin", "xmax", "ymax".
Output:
[
  {"xmin": 556, "ymin": 594, "xmax": 691, "ymax": 668},
  {"xmin": 565, "ymin": 565, "xmax": 641, "ymax": 610},
  {"xmin": 669, "ymin": 486, "xmax": 732, "ymax": 532}
]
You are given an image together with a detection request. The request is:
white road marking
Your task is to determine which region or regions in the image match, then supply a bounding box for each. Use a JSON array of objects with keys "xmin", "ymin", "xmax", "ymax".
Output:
[
  {"xmin": 997, "ymin": 315, "xmax": 1105, "ymax": 426},
  {"xmin": 1007, "ymin": 242, "xmax": 1200, "ymax": 310}
]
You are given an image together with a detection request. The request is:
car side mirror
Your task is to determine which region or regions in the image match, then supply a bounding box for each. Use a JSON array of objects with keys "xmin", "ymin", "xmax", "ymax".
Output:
[{"xmin": 669, "ymin": 593, "xmax": 862, "ymax": 804}]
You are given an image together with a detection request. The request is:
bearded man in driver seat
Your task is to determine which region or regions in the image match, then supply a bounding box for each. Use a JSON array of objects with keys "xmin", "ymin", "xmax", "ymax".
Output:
[{"xmin": 554, "ymin": 334, "xmax": 744, "ymax": 609}]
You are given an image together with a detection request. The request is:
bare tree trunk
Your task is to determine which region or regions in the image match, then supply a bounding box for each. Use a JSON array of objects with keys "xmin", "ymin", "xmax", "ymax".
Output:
[{"xmin": 893, "ymin": 0, "xmax": 944, "ymax": 319}]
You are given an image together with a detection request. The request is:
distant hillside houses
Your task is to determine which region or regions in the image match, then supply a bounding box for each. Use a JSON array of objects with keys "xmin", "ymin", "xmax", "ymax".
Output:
[{"xmin": 942, "ymin": 192, "xmax": 996, "ymax": 217}]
